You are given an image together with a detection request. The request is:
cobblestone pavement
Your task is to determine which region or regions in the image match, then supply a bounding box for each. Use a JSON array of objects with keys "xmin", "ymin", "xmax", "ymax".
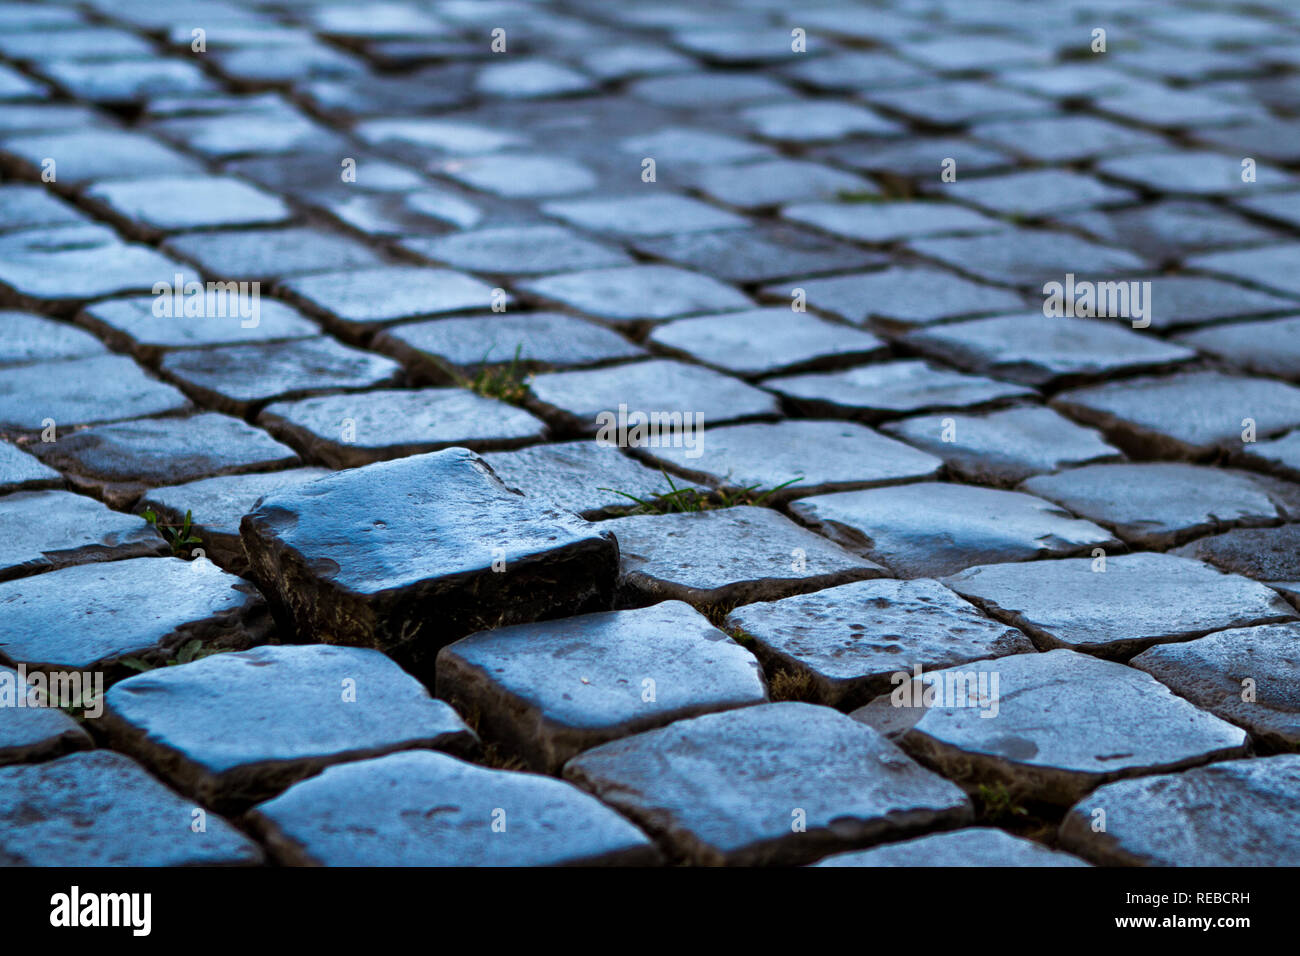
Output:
[{"xmin": 2, "ymin": 0, "xmax": 1300, "ymax": 868}]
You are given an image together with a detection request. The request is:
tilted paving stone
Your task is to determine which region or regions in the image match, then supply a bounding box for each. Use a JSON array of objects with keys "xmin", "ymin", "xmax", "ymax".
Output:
[
  {"xmin": 1195, "ymin": 117, "xmax": 1300, "ymax": 165},
  {"xmin": 1052, "ymin": 371, "xmax": 1300, "ymax": 459},
  {"xmin": 618, "ymin": 123, "xmax": 777, "ymax": 164},
  {"xmin": 542, "ymin": 194, "xmax": 749, "ymax": 237},
  {"xmin": 0, "ymin": 750, "xmax": 265, "ymax": 866},
  {"xmin": 563, "ymin": 701, "xmax": 972, "ymax": 866},
  {"xmin": 1243, "ymin": 429, "xmax": 1300, "ymax": 484},
  {"xmin": 1093, "ymin": 83, "xmax": 1267, "ymax": 129},
  {"xmin": 0, "ymin": 310, "xmax": 107, "ymax": 366},
  {"xmin": 82, "ymin": 175, "xmax": 293, "ymax": 240},
  {"xmin": 765, "ymin": 267, "xmax": 1025, "ymax": 332},
  {"xmin": 0, "ymin": 235, "xmax": 201, "ymax": 308},
  {"xmin": 903, "ymin": 314, "xmax": 1195, "ymax": 387},
  {"xmin": 246, "ymin": 750, "xmax": 660, "ymax": 866},
  {"xmin": 77, "ymin": 296, "xmax": 321, "ymax": 363},
  {"xmin": 240, "ymin": 449, "xmax": 618, "ymax": 669},
  {"xmin": 373, "ymin": 312, "xmax": 643, "ymax": 383},
  {"xmin": 647, "ymin": 309, "xmax": 886, "ymax": 378},
  {"xmin": 101, "ymin": 644, "xmax": 476, "ymax": 812},
  {"xmin": 0, "ymin": 185, "xmax": 90, "ymax": 232},
  {"xmin": 479, "ymin": 440, "xmax": 705, "ymax": 519},
  {"xmin": 0, "ymin": 438, "xmax": 60, "ymax": 494},
  {"xmin": 970, "ymin": 115, "xmax": 1167, "ymax": 164},
  {"xmin": 318, "ymin": 188, "xmax": 485, "ymax": 238},
  {"xmin": 1172, "ymin": 524, "xmax": 1300, "ymax": 607},
  {"xmin": 634, "ymin": 419, "xmax": 941, "ymax": 499},
  {"xmin": 0, "ymin": 26, "xmax": 153, "ymax": 61},
  {"xmin": 0, "ymin": 129, "xmax": 203, "ymax": 188},
  {"xmin": 279, "ymin": 266, "xmax": 502, "ymax": 339},
  {"xmin": 790, "ymin": 483, "xmax": 1118, "ymax": 579},
  {"xmin": 0, "ymin": 664, "xmax": 93, "ymax": 765},
  {"xmin": 398, "ymin": 224, "xmax": 632, "ymax": 276},
  {"xmin": 1058, "ymin": 755, "xmax": 1300, "ymax": 866},
  {"xmin": 1185, "ymin": 243, "xmax": 1300, "ymax": 299},
  {"xmin": 0, "ymin": 102, "xmax": 108, "ymax": 136},
  {"xmin": 162, "ymin": 227, "xmax": 386, "ymax": 282},
  {"xmin": 604, "ymin": 506, "xmax": 886, "ymax": 608},
  {"xmin": 628, "ymin": 72, "xmax": 792, "ymax": 108},
  {"xmin": 943, "ymin": 552, "xmax": 1297, "ymax": 659},
  {"xmin": 1130, "ymin": 623, "xmax": 1300, "ymax": 751},
  {"xmin": 159, "ymin": 337, "xmax": 405, "ymax": 416},
  {"xmin": 0, "ymin": 489, "xmax": 168, "ymax": 580},
  {"xmin": 1176, "ymin": 315, "xmax": 1300, "ymax": 379},
  {"xmin": 818, "ymin": 135, "xmax": 1013, "ymax": 179},
  {"xmin": 782, "ymin": 201, "xmax": 1004, "ymax": 245},
  {"xmin": 939, "ymin": 169, "xmax": 1137, "ymax": 219},
  {"xmin": 682, "ymin": 158, "xmax": 872, "ymax": 210},
  {"xmin": 781, "ymin": 49, "xmax": 928, "ymax": 92},
  {"xmin": 518, "ymin": 265, "xmax": 753, "ymax": 329},
  {"xmin": 632, "ymin": 224, "xmax": 887, "ymax": 284},
  {"xmin": 1232, "ymin": 189, "xmax": 1300, "ymax": 232},
  {"xmin": 1114, "ymin": 276, "xmax": 1297, "ymax": 332},
  {"xmin": 726, "ymin": 578, "xmax": 1033, "ymax": 709},
  {"xmin": 475, "ymin": 58, "xmax": 595, "ymax": 99},
  {"xmin": 433, "ymin": 152, "xmax": 599, "ymax": 198},
  {"xmin": 436, "ymin": 601, "xmax": 767, "ymax": 772},
  {"xmin": 0, "ymin": 556, "xmax": 271, "ymax": 674},
  {"xmin": 35, "ymin": 56, "xmax": 219, "ymax": 105},
  {"xmin": 1055, "ymin": 200, "xmax": 1285, "ymax": 264},
  {"xmin": 854, "ymin": 649, "xmax": 1248, "ymax": 805},
  {"xmin": 862, "ymin": 79, "xmax": 1050, "ymax": 126},
  {"xmin": 741, "ymin": 100, "xmax": 904, "ymax": 142},
  {"xmin": 1096, "ymin": 149, "xmax": 1295, "ymax": 196},
  {"xmin": 765, "ymin": 361, "xmax": 1035, "ymax": 424},
  {"xmin": 31, "ymin": 412, "xmax": 300, "ymax": 508},
  {"xmin": 909, "ymin": 229, "xmax": 1148, "ymax": 288},
  {"xmin": 526, "ymin": 359, "xmax": 780, "ymax": 435},
  {"xmin": 881, "ymin": 406, "xmax": 1121, "ymax": 486},
  {"xmin": 813, "ymin": 828, "xmax": 1090, "ymax": 867},
  {"xmin": 1020, "ymin": 463, "xmax": 1297, "ymax": 550},
  {"xmin": 258, "ymin": 388, "xmax": 547, "ymax": 468},
  {"xmin": 149, "ymin": 109, "xmax": 349, "ymax": 161}
]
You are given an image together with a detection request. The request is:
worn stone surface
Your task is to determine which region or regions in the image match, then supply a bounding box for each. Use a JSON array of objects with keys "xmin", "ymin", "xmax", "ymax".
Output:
[
  {"xmin": 635, "ymin": 419, "xmax": 941, "ymax": 499},
  {"xmin": 0, "ymin": 750, "xmax": 265, "ymax": 866},
  {"xmin": 32, "ymin": 413, "xmax": 299, "ymax": 508},
  {"xmin": 0, "ymin": 354, "xmax": 190, "ymax": 432},
  {"xmin": 633, "ymin": 225, "xmax": 885, "ymax": 284},
  {"xmin": 258, "ymin": 388, "xmax": 547, "ymax": 468},
  {"xmin": 248, "ymin": 750, "xmax": 660, "ymax": 866},
  {"xmin": 790, "ymin": 483, "xmax": 1117, "ymax": 578},
  {"xmin": 882, "ymin": 406, "xmax": 1122, "ymax": 486},
  {"xmin": 102, "ymin": 644, "xmax": 476, "ymax": 811},
  {"xmin": 0, "ymin": 310, "xmax": 107, "ymax": 367},
  {"xmin": 83, "ymin": 175, "xmax": 292, "ymax": 239},
  {"xmin": 1172, "ymin": 524, "xmax": 1300, "ymax": 602},
  {"xmin": 1021, "ymin": 463, "xmax": 1295, "ymax": 549},
  {"xmin": 399, "ymin": 225, "xmax": 630, "ymax": 276},
  {"xmin": 0, "ymin": 555, "xmax": 269, "ymax": 673},
  {"xmin": 564, "ymin": 702, "xmax": 972, "ymax": 866},
  {"xmin": 727, "ymin": 578, "xmax": 1033, "ymax": 708},
  {"xmin": 0, "ymin": 438, "xmax": 61, "ymax": 493},
  {"xmin": 766, "ymin": 361, "xmax": 1034, "ymax": 423},
  {"xmin": 0, "ymin": 489, "xmax": 167, "ymax": 581},
  {"xmin": 519, "ymin": 265, "xmax": 752, "ymax": 328},
  {"xmin": 1176, "ymin": 315, "xmax": 1300, "ymax": 380},
  {"xmin": 437, "ymin": 601, "xmax": 766, "ymax": 772},
  {"xmin": 1131, "ymin": 623, "xmax": 1300, "ymax": 751},
  {"xmin": 163, "ymin": 227, "xmax": 385, "ymax": 282},
  {"xmin": 944, "ymin": 552, "xmax": 1297, "ymax": 658},
  {"xmin": 240, "ymin": 449, "xmax": 618, "ymax": 669},
  {"xmin": 910, "ymin": 229, "xmax": 1147, "ymax": 288},
  {"xmin": 861, "ymin": 649, "xmax": 1248, "ymax": 805},
  {"xmin": 1059, "ymin": 755, "xmax": 1300, "ymax": 866},
  {"xmin": 814, "ymin": 828, "xmax": 1090, "ymax": 867},
  {"xmin": 605, "ymin": 506, "xmax": 885, "ymax": 608},
  {"xmin": 0, "ymin": 665, "xmax": 93, "ymax": 765}
]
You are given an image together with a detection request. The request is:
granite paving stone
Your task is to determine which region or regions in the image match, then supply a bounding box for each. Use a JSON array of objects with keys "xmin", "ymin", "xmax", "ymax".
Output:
[
  {"xmin": 240, "ymin": 448, "xmax": 618, "ymax": 668},
  {"xmin": 1116, "ymin": 276, "xmax": 1297, "ymax": 332},
  {"xmin": 765, "ymin": 361, "xmax": 1035, "ymax": 423},
  {"xmin": 635, "ymin": 419, "xmax": 941, "ymax": 499},
  {"xmin": 858, "ymin": 649, "xmax": 1248, "ymax": 805},
  {"xmin": 1055, "ymin": 201, "xmax": 1284, "ymax": 264},
  {"xmin": 910, "ymin": 229, "xmax": 1148, "ymax": 288},
  {"xmin": 0, "ymin": 184, "xmax": 90, "ymax": 233},
  {"xmin": 526, "ymin": 359, "xmax": 780, "ymax": 435},
  {"xmin": 0, "ymin": 556, "xmax": 271, "ymax": 674},
  {"xmin": 0, "ymin": 489, "xmax": 166, "ymax": 581},
  {"xmin": 684, "ymin": 159, "xmax": 872, "ymax": 210},
  {"xmin": 632, "ymin": 225, "xmax": 886, "ymax": 284},
  {"xmin": 0, "ymin": 439, "xmax": 60, "ymax": 494},
  {"xmin": 944, "ymin": 552, "xmax": 1298, "ymax": 658},
  {"xmin": 1243, "ymin": 430, "xmax": 1300, "ymax": 484},
  {"xmin": 564, "ymin": 701, "xmax": 972, "ymax": 866},
  {"xmin": 814, "ymin": 828, "xmax": 1089, "ymax": 867},
  {"xmin": 0, "ymin": 664, "xmax": 93, "ymax": 765},
  {"xmin": 790, "ymin": 483, "xmax": 1118, "ymax": 579},
  {"xmin": 604, "ymin": 506, "xmax": 886, "ymax": 608},
  {"xmin": 0, "ymin": 311, "xmax": 107, "ymax": 367},
  {"xmin": 1130, "ymin": 624, "xmax": 1300, "ymax": 751},
  {"xmin": 0, "ymin": 354, "xmax": 190, "ymax": 433},
  {"xmin": 819, "ymin": 136, "xmax": 1012, "ymax": 179},
  {"xmin": 647, "ymin": 309, "xmax": 886, "ymax": 378},
  {"xmin": 434, "ymin": 153, "xmax": 598, "ymax": 198},
  {"xmin": 258, "ymin": 388, "xmax": 547, "ymax": 468},
  {"xmin": 940, "ymin": 170, "xmax": 1136, "ymax": 219},
  {"xmin": 101, "ymin": 644, "xmax": 477, "ymax": 811},
  {"xmin": 1171, "ymin": 525, "xmax": 1300, "ymax": 606},
  {"xmin": 628, "ymin": 72, "xmax": 792, "ymax": 108},
  {"xmin": 37, "ymin": 57, "xmax": 219, "ymax": 105},
  {"xmin": 373, "ymin": 312, "xmax": 643, "ymax": 383},
  {"xmin": 1052, "ymin": 371, "xmax": 1300, "ymax": 458},
  {"xmin": 1059, "ymin": 755, "xmax": 1300, "ymax": 866},
  {"xmin": 741, "ymin": 101, "xmax": 902, "ymax": 142},
  {"xmin": 31, "ymin": 412, "xmax": 300, "ymax": 508},
  {"xmin": 970, "ymin": 115, "xmax": 1166, "ymax": 164},
  {"xmin": 0, "ymin": 750, "xmax": 265, "ymax": 866},
  {"xmin": 783, "ymin": 201, "xmax": 1004, "ymax": 245},
  {"xmin": 903, "ymin": 314, "xmax": 1195, "ymax": 387},
  {"xmin": 1096, "ymin": 149, "xmax": 1295, "ymax": 196},
  {"xmin": 618, "ymin": 125, "xmax": 776, "ymax": 165},
  {"xmin": 398, "ymin": 225, "xmax": 632, "ymax": 276},
  {"xmin": 519, "ymin": 265, "xmax": 752, "ymax": 328},
  {"xmin": 862, "ymin": 80, "xmax": 1048, "ymax": 126},
  {"xmin": 881, "ymin": 406, "xmax": 1122, "ymax": 486},
  {"xmin": 1185, "ymin": 244, "xmax": 1300, "ymax": 299},
  {"xmin": 159, "ymin": 337, "xmax": 405, "ymax": 416},
  {"xmin": 1021, "ymin": 463, "xmax": 1297, "ymax": 550},
  {"xmin": 247, "ymin": 750, "xmax": 660, "ymax": 866},
  {"xmin": 0, "ymin": 237, "xmax": 201, "ymax": 308},
  {"xmin": 1177, "ymin": 316, "xmax": 1300, "ymax": 379},
  {"xmin": 436, "ymin": 601, "xmax": 767, "ymax": 772},
  {"xmin": 162, "ymin": 227, "xmax": 386, "ymax": 283},
  {"xmin": 727, "ymin": 578, "xmax": 1033, "ymax": 709},
  {"xmin": 0, "ymin": 129, "xmax": 203, "ymax": 187},
  {"xmin": 542, "ymin": 194, "xmax": 748, "ymax": 237}
]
